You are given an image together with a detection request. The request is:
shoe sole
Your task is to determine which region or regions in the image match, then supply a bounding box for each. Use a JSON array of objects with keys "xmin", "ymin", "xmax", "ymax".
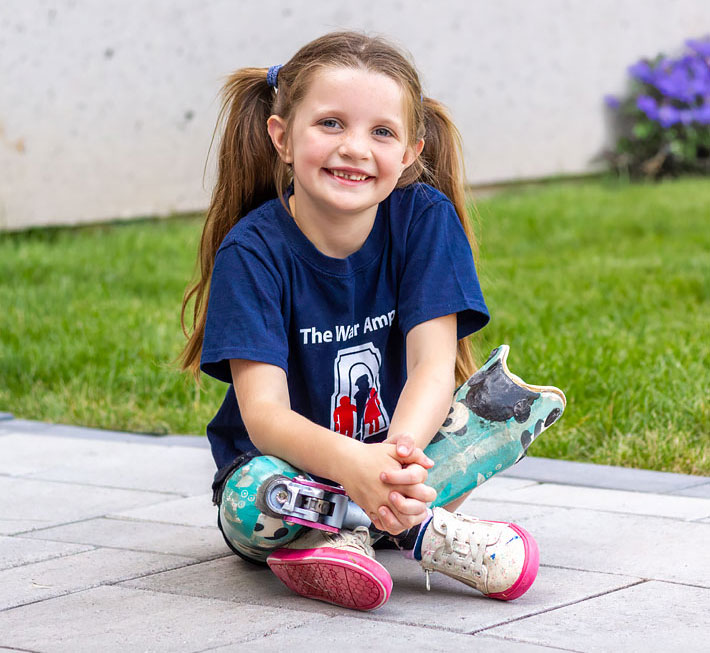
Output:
[
  {"xmin": 486, "ymin": 522, "xmax": 540, "ymax": 601},
  {"xmin": 267, "ymin": 546, "xmax": 392, "ymax": 611}
]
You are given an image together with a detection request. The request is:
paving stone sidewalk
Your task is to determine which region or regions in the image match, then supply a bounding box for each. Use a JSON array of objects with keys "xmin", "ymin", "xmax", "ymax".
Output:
[{"xmin": 0, "ymin": 415, "xmax": 708, "ymax": 652}]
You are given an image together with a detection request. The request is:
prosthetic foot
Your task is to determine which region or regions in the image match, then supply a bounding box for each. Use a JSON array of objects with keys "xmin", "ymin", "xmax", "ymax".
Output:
[{"xmin": 425, "ymin": 344, "xmax": 567, "ymax": 507}]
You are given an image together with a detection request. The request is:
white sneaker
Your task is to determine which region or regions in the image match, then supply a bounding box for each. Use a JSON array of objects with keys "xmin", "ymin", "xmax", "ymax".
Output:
[
  {"xmin": 267, "ymin": 526, "xmax": 393, "ymax": 611},
  {"xmin": 419, "ymin": 507, "xmax": 539, "ymax": 600}
]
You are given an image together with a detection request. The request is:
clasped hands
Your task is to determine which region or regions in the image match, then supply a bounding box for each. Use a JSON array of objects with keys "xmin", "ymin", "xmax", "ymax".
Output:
[{"xmin": 339, "ymin": 433, "xmax": 437, "ymax": 535}]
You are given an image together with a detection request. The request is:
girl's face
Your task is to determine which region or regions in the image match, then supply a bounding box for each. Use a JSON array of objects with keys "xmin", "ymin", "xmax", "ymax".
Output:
[{"xmin": 268, "ymin": 66, "xmax": 422, "ymax": 223}]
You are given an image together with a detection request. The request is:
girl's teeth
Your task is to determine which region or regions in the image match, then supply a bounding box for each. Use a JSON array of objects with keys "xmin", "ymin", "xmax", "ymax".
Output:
[{"xmin": 331, "ymin": 169, "xmax": 368, "ymax": 181}]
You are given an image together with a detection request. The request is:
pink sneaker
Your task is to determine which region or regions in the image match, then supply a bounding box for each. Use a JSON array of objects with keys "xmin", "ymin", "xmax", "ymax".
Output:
[
  {"xmin": 419, "ymin": 507, "xmax": 539, "ymax": 600},
  {"xmin": 266, "ymin": 526, "xmax": 392, "ymax": 611}
]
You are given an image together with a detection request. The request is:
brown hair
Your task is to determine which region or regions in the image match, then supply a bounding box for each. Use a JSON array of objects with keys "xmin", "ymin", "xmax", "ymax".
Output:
[{"xmin": 180, "ymin": 31, "xmax": 479, "ymax": 385}]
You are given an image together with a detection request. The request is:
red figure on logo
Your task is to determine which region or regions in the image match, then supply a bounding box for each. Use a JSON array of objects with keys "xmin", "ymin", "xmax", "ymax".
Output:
[
  {"xmin": 364, "ymin": 388, "xmax": 383, "ymax": 436},
  {"xmin": 333, "ymin": 396, "xmax": 357, "ymax": 437}
]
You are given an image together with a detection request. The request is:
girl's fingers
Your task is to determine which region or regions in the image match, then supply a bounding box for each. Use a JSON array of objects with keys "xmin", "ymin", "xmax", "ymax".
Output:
[
  {"xmin": 394, "ymin": 433, "xmax": 415, "ymax": 458},
  {"xmin": 389, "ymin": 491, "xmax": 428, "ymax": 516},
  {"xmin": 369, "ymin": 512, "xmax": 384, "ymax": 531},
  {"xmin": 380, "ymin": 464, "xmax": 428, "ymax": 485},
  {"xmin": 395, "ymin": 445, "xmax": 434, "ymax": 469},
  {"xmin": 390, "ymin": 435, "xmax": 434, "ymax": 469},
  {"xmin": 406, "ymin": 448, "xmax": 435, "ymax": 469},
  {"xmin": 378, "ymin": 502, "xmax": 431, "ymax": 535},
  {"xmin": 377, "ymin": 505, "xmax": 406, "ymax": 535},
  {"xmin": 390, "ymin": 482, "xmax": 437, "ymax": 503}
]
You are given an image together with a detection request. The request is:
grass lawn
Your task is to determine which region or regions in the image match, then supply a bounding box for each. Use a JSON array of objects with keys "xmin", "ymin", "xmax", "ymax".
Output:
[{"xmin": 1, "ymin": 177, "xmax": 708, "ymax": 474}]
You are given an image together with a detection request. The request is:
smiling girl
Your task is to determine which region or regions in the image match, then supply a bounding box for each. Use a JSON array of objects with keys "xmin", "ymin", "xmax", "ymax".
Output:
[{"xmin": 180, "ymin": 32, "xmax": 558, "ymax": 611}]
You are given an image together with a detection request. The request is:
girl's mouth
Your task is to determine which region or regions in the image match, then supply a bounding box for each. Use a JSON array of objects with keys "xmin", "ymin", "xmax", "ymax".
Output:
[{"xmin": 325, "ymin": 168, "xmax": 374, "ymax": 184}]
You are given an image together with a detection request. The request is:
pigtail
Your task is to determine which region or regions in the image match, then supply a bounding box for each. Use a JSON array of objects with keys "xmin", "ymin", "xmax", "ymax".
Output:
[
  {"xmin": 179, "ymin": 68, "xmax": 279, "ymax": 378},
  {"xmin": 418, "ymin": 97, "xmax": 481, "ymax": 385}
]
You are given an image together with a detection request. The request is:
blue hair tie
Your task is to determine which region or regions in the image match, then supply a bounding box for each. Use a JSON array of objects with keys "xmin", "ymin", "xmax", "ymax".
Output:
[{"xmin": 267, "ymin": 64, "xmax": 282, "ymax": 89}]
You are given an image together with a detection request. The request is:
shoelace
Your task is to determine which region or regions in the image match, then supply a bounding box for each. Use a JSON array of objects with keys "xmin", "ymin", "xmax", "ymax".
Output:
[{"xmin": 425, "ymin": 516, "xmax": 490, "ymax": 591}]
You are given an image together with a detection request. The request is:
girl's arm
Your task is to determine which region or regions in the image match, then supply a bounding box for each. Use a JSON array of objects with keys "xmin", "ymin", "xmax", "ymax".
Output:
[
  {"xmin": 378, "ymin": 314, "xmax": 458, "ymax": 524},
  {"xmin": 387, "ymin": 313, "xmax": 458, "ymax": 450},
  {"xmin": 230, "ymin": 359, "xmax": 435, "ymax": 533}
]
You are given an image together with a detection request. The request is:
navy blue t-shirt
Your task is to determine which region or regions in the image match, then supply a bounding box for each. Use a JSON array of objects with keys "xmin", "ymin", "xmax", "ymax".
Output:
[{"xmin": 200, "ymin": 183, "xmax": 489, "ymax": 471}]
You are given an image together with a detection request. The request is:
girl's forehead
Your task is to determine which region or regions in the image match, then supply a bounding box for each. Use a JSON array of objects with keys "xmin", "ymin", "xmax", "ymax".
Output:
[{"xmin": 300, "ymin": 66, "xmax": 408, "ymax": 119}]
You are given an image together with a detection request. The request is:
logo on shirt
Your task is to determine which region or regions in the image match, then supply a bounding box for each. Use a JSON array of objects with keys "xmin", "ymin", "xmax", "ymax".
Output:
[{"xmin": 330, "ymin": 342, "xmax": 389, "ymax": 441}]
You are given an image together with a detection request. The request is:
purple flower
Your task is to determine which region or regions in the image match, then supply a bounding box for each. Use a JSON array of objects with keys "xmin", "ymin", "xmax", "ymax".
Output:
[
  {"xmin": 655, "ymin": 71, "xmax": 690, "ymax": 102},
  {"xmin": 689, "ymin": 59, "xmax": 710, "ymax": 95},
  {"xmin": 628, "ymin": 60, "xmax": 654, "ymax": 83},
  {"xmin": 604, "ymin": 94, "xmax": 620, "ymax": 109},
  {"xmin": 692, "ymin": 103, "xmax": 710, "ymax": 125},
  {"xmin": 658, "ymin": 104, "xmax": 681, "ymax": 127},
  {"xmin": 686, "ymin": 36, "xmax": 710, "ymax": 58},
  {"xmin": 679, "ymin": 109, "xmax": 694, "ymax": 125},
  {"xmin": 637, "ymin": 95, "xmax": 659, "ymax": 119},
  {"xmin": 648, "ymin": 57, "xmax": 700, "ymax": 102}
]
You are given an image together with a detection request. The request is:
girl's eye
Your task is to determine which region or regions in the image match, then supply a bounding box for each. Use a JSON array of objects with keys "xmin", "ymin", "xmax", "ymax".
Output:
[
  {"xmin": 373, "ymin": 127, "xmax": 394, "ymax": 138},
  {"xmin": 321, "ymin": 119, "xmax": 341, "ymax": 129}
]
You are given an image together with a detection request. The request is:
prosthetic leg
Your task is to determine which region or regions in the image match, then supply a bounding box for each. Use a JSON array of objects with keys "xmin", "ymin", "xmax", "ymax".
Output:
[{"xmin": 425, "ymin": 344, "xmax": 566, "ymax": 506}]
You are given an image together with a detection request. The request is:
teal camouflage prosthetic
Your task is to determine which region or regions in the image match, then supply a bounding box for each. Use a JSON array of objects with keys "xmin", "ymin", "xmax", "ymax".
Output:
[
  {"xmin": 218, "ymin": 455, "xmax": 306, "ymax": 562},
  {"xmin": 219, "ymin": 345, "xmax": 566, "ymax": 558},
  {"xmin": 425, "ymin": 345, "xmax": 566, "ymax": 507}
]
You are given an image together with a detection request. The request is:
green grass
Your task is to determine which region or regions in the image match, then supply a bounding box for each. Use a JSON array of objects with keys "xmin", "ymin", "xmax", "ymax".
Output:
[
  {"xmin": 1, "ymin": 177, "xmax": 708, "ymax": 474},
  {"xmin": 473, "ymin": 177, "xmax": 709, "ymax": 474},
  {"xmin": 0, "ymin": 216, "xmax": 223, "ymax": 435}
]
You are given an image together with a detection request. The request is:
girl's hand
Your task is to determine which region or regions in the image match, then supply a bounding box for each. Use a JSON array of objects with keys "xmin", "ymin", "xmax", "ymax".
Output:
[
  {"xmin": 376, "ymin": 433, "xmax": 437, "ymax": 532},
  {"xmin": 381, "ymin": 432, "xmax": 437, "ymax": 499},
  {"xmin": 381, "ymin": 432, "xmax": 434, "ymax": 483},
  {"xmin": 337, "ymin": 442, "xmax": 432, "ymax": 535}
]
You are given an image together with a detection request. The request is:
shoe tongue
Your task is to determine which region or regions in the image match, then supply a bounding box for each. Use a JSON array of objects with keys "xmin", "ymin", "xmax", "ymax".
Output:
[
  {"xmin": 343, "ymin": 528, "xmax": 373, "ymax": 555},
  {"xmin": 452, "ymin": 539, "xmax": 470, "ymax": 557}
]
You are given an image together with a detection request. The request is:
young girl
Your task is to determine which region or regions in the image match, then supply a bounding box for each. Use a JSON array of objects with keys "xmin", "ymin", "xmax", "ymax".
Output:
[{"xmin": 181, "ymin": 31, "xmax": 565, "ymax": 611}]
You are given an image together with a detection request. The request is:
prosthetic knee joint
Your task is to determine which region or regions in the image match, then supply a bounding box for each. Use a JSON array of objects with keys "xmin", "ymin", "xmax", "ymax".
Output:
[{"xmin": 218, "ymin": 455, "xmax": 371, "ymax": 562}]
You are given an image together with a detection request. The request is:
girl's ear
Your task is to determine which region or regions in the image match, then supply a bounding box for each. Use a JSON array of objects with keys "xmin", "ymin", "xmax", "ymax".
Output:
[
  {"xmin": 403, "ymin": 138, "xmax": 425, "ymax": 168},
  {"xmin": 267, "ymin": 115, "xmax": 292, "ymax": 164}
]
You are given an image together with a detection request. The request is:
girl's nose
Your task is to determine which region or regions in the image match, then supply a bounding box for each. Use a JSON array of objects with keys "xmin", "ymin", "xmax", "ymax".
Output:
[{"xmin": 338, "ymin": 130, "xmax": 370, "ymax": 159}]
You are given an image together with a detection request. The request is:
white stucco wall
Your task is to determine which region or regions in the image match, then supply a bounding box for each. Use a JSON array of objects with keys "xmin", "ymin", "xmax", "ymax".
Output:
[{"xmin": 1, "ymin": 0, "xmax": 708, "ymax": 229}]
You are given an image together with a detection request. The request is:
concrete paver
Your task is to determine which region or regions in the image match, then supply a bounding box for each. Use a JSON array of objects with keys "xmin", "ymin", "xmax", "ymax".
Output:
[
  {"xmin": 0, "ymin": 547, "xmax": 196, "ymax": 611},
  {"xmin": 669, "ymin": 481, "xmax": 710, "ymax": 498},
  {"xmin": 109, "ymin": 493, "xmax": 216, "ymax": 528},
  {"xmin": 216, "ymin": 615, "xmax": 556, "ymax": 652},
  {"xmin": 484, "ymin": 580, "xmax": 710, "ymax": 652},
  {"xmin": 0, "ymin": 476, "xmax": 179, "ymax": 535},
  {"xmin": 371, "ymin": 554, "xmax": 641, "ymax": 633},
  {"xmin": 459, "ymin": 498, "xmax": 710, "ymax": 587},
  {"xmin": 0, "ymin": 535, "xmax": 92, "ymax": 571},
  {"xmin": 0, "ymin": 585, "xmax": 322, "ymax": 653},
  {"xmin": 0, "ymin": 432, "xmax": 214, "ymax": 495},
  {"xmin": 483, "ymin": 481, "xmax": 710, "ymax": 520},
  {"xmin": 24, "ymin": 516, "xmax": 227, "ymax": 560},
  {"xmin": 461, "ymin": 476, "xmax": 541, "ymax": 498},
  {"xmin": 0, "ymin": 420, "xmax": 708, "ymax": 652},
  {"xmin": 122, "ymin": 553, "xmax": 642, "ymax": 632},
  {"xmin": 502, "ymin": 455, "xmax": 709, "ymax": 494}
]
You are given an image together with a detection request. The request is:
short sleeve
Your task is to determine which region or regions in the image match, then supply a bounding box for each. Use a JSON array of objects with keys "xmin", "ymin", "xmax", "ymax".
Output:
[
  {"xmin": 398, "ymin": 200, "xmax": 490, "ymax": 339},
  {"xmin": 200, "ymin": 243, "xmax": 288, "ymax": 383}
]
